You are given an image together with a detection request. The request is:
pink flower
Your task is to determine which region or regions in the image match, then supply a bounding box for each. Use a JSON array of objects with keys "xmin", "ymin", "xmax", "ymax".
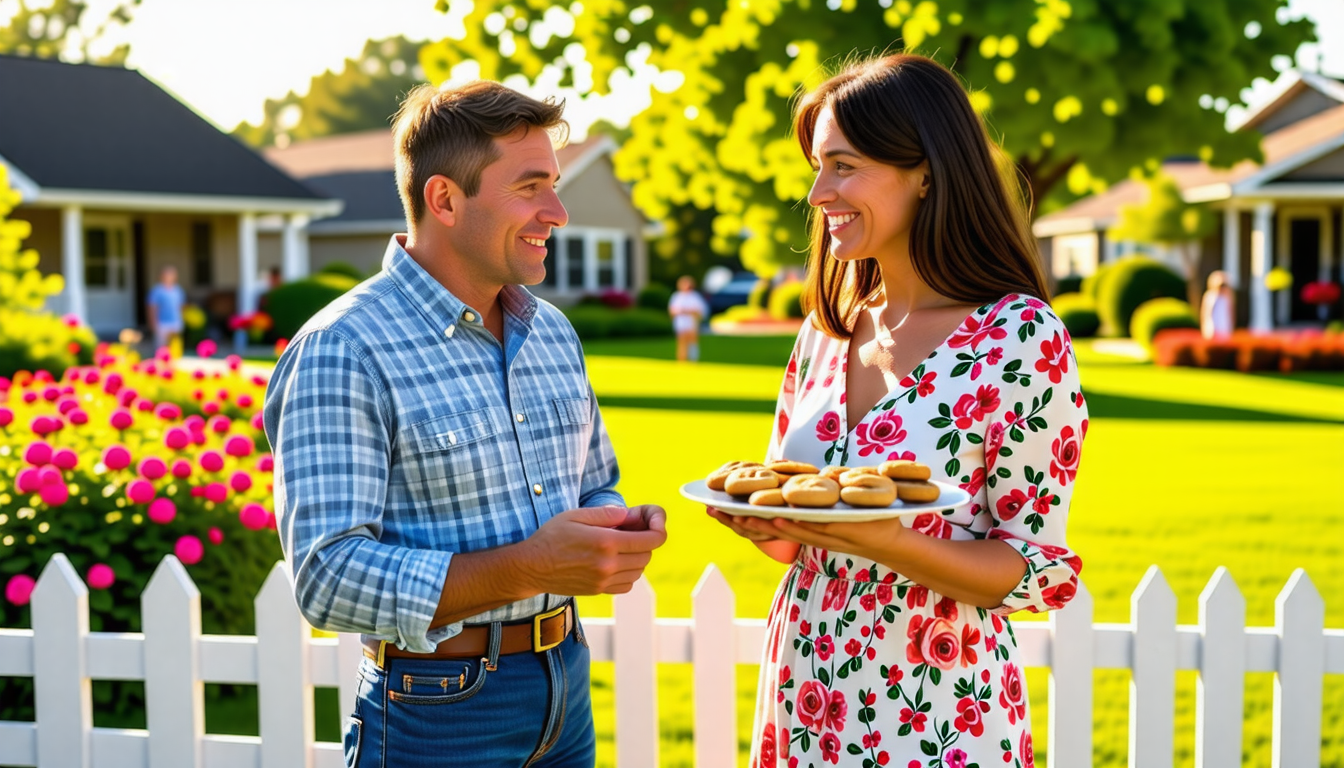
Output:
[
  {"xmin": 815, "ymin": 634, "xmax": 835, "ymax": 662},
  {"xmin": 83, "ymin": 370, "xmax": 101, "ymax": 385},
  {"xmin": 947, "ymin": 312, "xmax": 1008, "ymax": 352},
  {"xmin": 175, "ymin": 535, "xmax": 204, "ymax": 565},
  {"xmin": 906, "ymin": 615, "xmax": 960, "ymax": 670},
  {"xmin": 1050, "ymin": 425, "xmax": 1082, "ymax": 486},
  {"xmin": 953, "ymin": 696, "xmax": 990, "ymax": 737},
  {"xmin": 229, "ymin": 471, "xmax": 253, "ymax": 492},
  {"xmin": 196, "ymin": 340, "xmax": 217, "ymax": 358},
  {"xmin": 207, "ymin": 416, "xmax": 231, "ymax": 435},
  {"xmin": 824, "ymin": 688, "xmax": 848, "ymax": 733},
  {"xmin": 5, "ymin": 574, "xmax": 36, "ymax": 606},
  {"xmin": 226, "ymin": 354, "xmax": 242, "ymax": 371},
  {"xmin": 208, "ymin": 527, "xmax": 224, "ymax": 545},
  {"xmin": 820, "ymin": 732, "xmax": 841, "ymax": 764},
  {"xmin": 24, "ymin": 440, "xmax": 53, "ymax": 466},
  {"xmin": 21, "ymin": 391, "xmax": 37, "ymax": 404},
  {"xmin": 224, "ymin": 435, "xmax": 255, "ymax": 458},
  {"xmin": 39, "ymin": 482, "xmax": 69, "ymax": 506},
  {"xmin": 68, "ymin": 409, "xmax": 88, "ymax": 425},
  {"xmin": 237, "ymin": 394, "xmax": 254, "ymax": 408},
  {"xmin": 1020, "ymin": 730, "xmax": 1035, "ymax": 768},
  {"xmin": 161, "ymin": 426, "xmax": 188, "ymax": 451},
  {"xmin": 795, "ymin": 680, "xmax": 830, "ymax": 734},
  {"xmin": 51, "ymin": 448, "xmax": 78, "ymax": 470},
  {"xmin": 138, "ymin": 456, "xmax": 167, "ymax": 480},
  {"xmin": 16, "ymin": 467, "xmax": 42, "ymax": 493},
  {"xmin": 57, "ymin": 398, "xmax": 78, "ymax": 415},
  {"xmin": 203, "ymin": 401, "xmax": 220, "ymax": 415},
  {"xmin": 1034, "ymin": 331, "xmax": 1071, "ymax": 384},
  {"xmin": 999, "ymin": 662, "xmax": 1027, "ymax": 724},
  {"xmin": 854, "ymin": 411, "xmax": 906, "ymax": 457},
  {"xmin": 250, "ymin": 412, "xmax": 265, "ymax": 431},
  {"xmin": 945, "ymin": 748, "xmax": 968, "ymax": 768},
  {"xmin": 0, "ymin": 406, "xmax": 12, "ymax": 428},
  {"xmin": 257, "ymin": 454, "xmax": 274, "ymax": 472},
  {"xmin": 148, "ymin": 497, "xmax": 177, "ymax": 524},
  {"xmin": 815, "ymin": 411, "xmax": 842, "ymax": 442},
  {"xmin": 205, "ymin": 483, "xmax": 228, "ymax": 504},
  {"xmin": 87, "ymin": 564, "xmax": 116, "ymax": 590},
  {"xmin": 110, "ymin": 409, "xmax": 134, "ymax": 430},
  {"xmin": 996, "ymin": 488, "xmax": 1030, "ymax": 521},
  {"xmin": 199, "ymin": 451, "xmax": 224, "ymax": 472},
  {"xmin": 103, "ymin": 373, "xmax": 123, "ymax": 394},
  {"xmin": 985, "ymin": 422, "xmax": 1006, "ymax": 471},
  {"xmin": 171, "ymin": 459, "xmax": 193, "ymax": 479},
  {"xmin": 127, "ymin": 479, "xmax": 156, "ymax": 504},
  {"xmin": 154, "ymin": 402, "xmax": 182, "ymax": 420},
  {"xmin": 38, "ymin": 466, "xmax": 62, "ymax": 487},
  {"xmin": 30, "ymin": 415, "xmax": 57, "ymax": 436}
]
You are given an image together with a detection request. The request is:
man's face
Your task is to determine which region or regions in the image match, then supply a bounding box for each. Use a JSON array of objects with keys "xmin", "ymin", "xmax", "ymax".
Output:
[
  {"xmin": 448, "ymin": 126, "xmax": 568, "ymax": 288},
  {"xmin": 162, "ymin": 268, "xmax": 178, "ymax": 286}
]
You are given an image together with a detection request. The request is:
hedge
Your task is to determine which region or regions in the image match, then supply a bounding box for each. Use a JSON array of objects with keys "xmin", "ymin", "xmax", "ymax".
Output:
[
  {"xmin": 262, "ymin": 273, "xmax": 360, "ymax": 342},
  {"xmin": 1130, "ymin": 297, "xmax": 1199, "ymax": 352},
  {"xmin": 1049, "ymin": 293, "xmax": 1100, "ymax": 339},
  {"xmin": 1095, "ymin": 257, "xmax": 1187, "ymax": 337}
]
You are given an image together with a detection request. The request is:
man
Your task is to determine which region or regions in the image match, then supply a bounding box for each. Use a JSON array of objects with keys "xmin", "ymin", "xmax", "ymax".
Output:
[
  {"xmin": 146, "ymin": 265, "xmax": 185, "ymax": 351},
  {"xmin": 263, "ymin": 81, "xmax": 667, "ymax": 767},
  {"xmin": 668, "ymin": 274, "xmax": 709, "ymax": 362}
]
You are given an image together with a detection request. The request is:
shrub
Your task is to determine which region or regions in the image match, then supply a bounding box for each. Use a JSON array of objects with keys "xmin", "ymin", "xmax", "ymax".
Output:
[
  {"xmin": 1095, "ymin": 257, "xmax": 1187, "ymax": 337},
  {"xmin": 262, "ymin": 273, "xmax": 360, "ymax": 342},
  {"xmin": 0, "ymin": 310, "xmax": 96, "ymax": 379},
  {"xmin": 318, "ymin": 261, "xmax": 365, "ymax": 281},
  {"xmin": 714, "ymin": 305, "xmax": 769, "ymax": 324},
  {"xmin": 1050, "ymin": 293, "xmax": 1100, "ymax": 339},
  {"xmin": 768, "ymin": 281, "xmax": 805, "ymax": 320},
  {"xmin": 1235, "ymin": 333, "xmax": 1281, "ymax": 372},
  {"xmin": 1055, "ymin": 275, "xmax": 1084, "ymax": 295},
  {"xmin": 1080, "ymin": 261, "xmax": 1115, "ymax": 300},
  {"xmin": 596, "ymin": 289, "xmax": 633, "ymax": 310},
  {"xmin": 1152, "ymin": 329, "xmax": 1201, "ymax": 367},
  {"xmin": 1194, "ymin": 338, "xmax": 1238, "ymax": 370},
  {"xmin": 562, "ymin": 305, "xmax": 672, "ymax": 340},
  {"xmin": 637, "ymin": 282, "xmax": 673, "ymax": 311},
  {"xmin": 1130, "ymin": 297, "xmax": 1199, "ymax": 352},
  {"xmin": 748, "ymin": 277, "xmax": 770, "ymax": 309}
]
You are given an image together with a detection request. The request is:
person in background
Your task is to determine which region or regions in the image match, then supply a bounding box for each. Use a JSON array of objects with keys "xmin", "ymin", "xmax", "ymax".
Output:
[
  {"xmin": 1200, "ymin": 270, "xmax": 1235, "ymax": 339},
  {"xmin": 146, "ymin": 265, "xmax": 186, "ymax": 351},
  {"xmin": 669, "ymin": 274, "xmax": 710, "ymax": 361}
]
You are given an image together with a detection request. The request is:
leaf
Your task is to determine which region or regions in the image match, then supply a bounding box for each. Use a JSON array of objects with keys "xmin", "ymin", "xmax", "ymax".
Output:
[
  {"xmin": 945, "ymin": 458, "xmax": 961, "ymax": 476},
  {"xmin": 936, "ymin": 432, "xmax": 954, "ymax": 451},
  {"xmin": 951, "ymin": 361, "xmax": 973, "ymax": 377},
  {"xmin": 929, "ymin": 417, "xmax": 953, "ymax": 429},
  {"xmin": 929, "ymin": 667, "xmax": 942, "ymax": 685},
  {"xmin": 837, "ymin": 662, "xmax": 851, "ymax": 679},
  {"xmin": 1041, "ymin": 387, "xmax": 1054, "ymax": 406},
  {"xmin": 1002, "ymin": 372, "xmax": 1018, "ymax": 384},
  {"xmin": 998, "ymin": 446, "xmax": 1013, "ymax": 458},
  {"xmin": 922, "ymin": 740, "xmax": 939, "ymax": 757},
  {"xmin": 1028, "ymin": 417, "xmax": 1048, "ymax": 431},
  {"xmin": 949, "ymin": 433, "xmax": 961, "ymax": 455},
  {"xmin": 1019, "ymin": 375, "xmax": 1032, "ymax": 387},
  {"xmin": 899, "ymin": 722, "xmax": 913, "ymax": 736},
  {"xmin": 825, "ymin": 445, "xmax": 835, "ymax": 463},
  {"xmin": 1004, "ymin": 359, "xmax": 1022, "ymax": 373},
  {"xmin": 818, "ymin": 667, "xmax": 830, "ymax": 687},
  {"xmin": 966, "ymin": 432, "xmax": 983, "ymax": 445},
  {"xmin": 849, "ymin": 744, "xmax": 865, "ymax": 755},
  {"xmin": 1017, "ymin": 325, "xmax": 1030, "ymax": 343},
  {"xmin": 882, "ymin": 399, "xmax": 897, "ymax": 410},
  {"xmin": 938, "ymin": 402, "xmax": 951, "ymax": 418}
]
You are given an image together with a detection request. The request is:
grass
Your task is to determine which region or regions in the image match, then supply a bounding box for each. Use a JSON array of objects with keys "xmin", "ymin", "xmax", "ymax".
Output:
[{"xmin": 577, "ymin": 335, "xmax": 1344, "ymax": 768}]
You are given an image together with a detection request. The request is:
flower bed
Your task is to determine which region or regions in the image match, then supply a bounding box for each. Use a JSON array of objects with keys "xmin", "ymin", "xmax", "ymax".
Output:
[{"xmin": 1152, "ymin": 329, "xmax": 1344, "ymax": 373}]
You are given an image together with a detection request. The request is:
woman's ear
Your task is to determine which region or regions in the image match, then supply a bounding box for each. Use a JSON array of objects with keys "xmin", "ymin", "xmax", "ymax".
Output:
[{"xmin": 917, "ymin": 159, "xmax": 932, "ymax": 200}]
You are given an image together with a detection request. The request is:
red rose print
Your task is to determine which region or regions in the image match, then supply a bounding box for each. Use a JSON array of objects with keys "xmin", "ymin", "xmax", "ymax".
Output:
[
  {"xmin": 984, "ymin": 422, "xmax": 1006, "ymax": 471},
  {"xmin": 815, "ymin": 634, "xmax": 835, "ymax": 661},
  {"xmin": 948, "ymin": 312, "xmax": 1008, "ymax": 352},
  {"xmin": 789, "ymin": 603, "xmax": 800, "ymax": 623},
  {"xmin": 1034, "ymin": 331, "xmax": 1071, "ymax": 384},
  {"xmin": 954, "ymin": 696, "xmax": 991, "ymax": 736},
  {"xmin": 961, "ymin": 467, "xmax": 987, "ymax": 497},
  {"xmin": 1020, "ymin": 730, "xmax": 1035, "ymax": 768},
  {"xmin": 1050, "ymin": 424, "xmax": 1082, "ymax": 485},
  {"xmin": 1000, "ymin": 662, "xmax": 1027, "ymax": 724},
  {"xmin": 952, "ymin": 394, "xmax": 978, "ymax": 430},
  {"xmin": 987, "ymin": 347, "xmax": 1004, "ymax": 365},
  {"xmin": 899, "ymin": 707, "xmax": 926, "ymax": 732},
  {"xmin": 860, "ymin": 593, "xmax": 877, "ymax": 611},
  {"xmin": 911, "ymin": 512, "xmax": 952, "ymax": 539},
  {"xmin": 1042, "ymin": 577, "xmax": 1078, "ymax": 609},
  {"xmin": 985, "ymin": 634, "xmax": 999, "ymax": 653},
  {"xmin": 799, "ymin": 620, "xmax": 812, "ymax": 635},
  {"xmin": 899, "ymin": 370, "xmax": 938, "ymax": 398},
  {"xmin": 776, "ymin": 410, "xmax": 790, "ymax": 440},
  {"xmin": 876, "ymin": 583, "xmax": 893, "ymax": 605},
  {"xmin": 779, "ymin": 665, "xmax": 791, "ymax": 687},
  {"xmin": 820, "ymin": 732, "xmax": 841, "ymax": 764},
  {"xmin": 887, "ymin": 666, "xmax": 903, "ymax": 686},
  {"xmin": 759, "ymin": 721, "xmax": 777, "ymax": 765},
  {"xmin": 1032, "ymin": 492, "xmax": 1055, "ymax": 516},
  {"xmin": 822, "ymin": 578, "xmax": 849, "ymax": 612},
  {"xmin": 996, "ymin": 488, "xmax": 1030, "ymax": 521},
  {"xmin": 905, "ymin": 615, "xmax": 928, "ymax": 664},
  {"xmin": 795, "ymin": 680, "xmax": 829, "ymax": 734},
  {"xmin": 919, "ymin": 617, "xmax": 961, "ymax": 670},
  {"xmin": 779, "ymin": 726, "xmax": 790, "ymax": 760},
  {"xmin": 886, "ymin": 450, "xmax": 916, "ymax": 462},
  {"xmin": 799, "ymin": 568, "xmax": 816, "ymax": 591},
  {"xmin": 933, "ymin": 596, "xmax": 959, "ymax": 622},
  {"xmin": 845, "ymin": 638, "xmax": 863, "ymax": 658},
  {"xmin": 815, "ymin": 411, "xmax": 842, "ymax": 442},
  {"xmin": 960, "ymin": 624, "xmax": 981, "ymax": 666},
  {"xmin": 945, "ymin": 747, "xmax": 969, "ymax": 768},
  {"xmin": 854, "ymin": 411, "xmax": 907, "ymax": 457},
  {"xmin": 824, "ymin": 689, "xmax": 848, "ymax": 733},
  {"xmin": 906, "ymin": 585, "xmax": 929, "ymax": 610},
  {"xmin": 1025, "ymin": 297, "xmax": 1046, "ymax": 309}
]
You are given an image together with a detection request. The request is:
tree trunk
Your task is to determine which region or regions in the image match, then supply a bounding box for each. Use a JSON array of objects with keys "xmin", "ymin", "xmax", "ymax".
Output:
[{"xmin": 1019, "ymin": 154, "xmax": 1080, "ymax": 218}]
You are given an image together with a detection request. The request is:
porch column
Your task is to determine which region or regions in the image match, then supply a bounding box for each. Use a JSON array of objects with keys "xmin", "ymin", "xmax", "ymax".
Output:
[
  {"xmin": 61, "ymin": 205, "xmax": 86, "ymax": 324},
  {"xmin": 281, "ymin": 214, "xmax": 310, "ymax": 282},
  {"xmin": 1250, "ymin": 201, "xmax": 1274, "ymax": 332},
  {"xmin": 1222, "ymin": 206, "xmax": 1240, "ymax": 289},
  {"xmin": 238, "ymin": 213, "xmax": 259, "ymax": 314}
]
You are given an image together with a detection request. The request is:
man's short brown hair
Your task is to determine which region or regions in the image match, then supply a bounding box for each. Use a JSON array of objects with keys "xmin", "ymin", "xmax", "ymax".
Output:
[{"xmin": 393, "ymin": 81, "xmax": 568, "ymax": 228}]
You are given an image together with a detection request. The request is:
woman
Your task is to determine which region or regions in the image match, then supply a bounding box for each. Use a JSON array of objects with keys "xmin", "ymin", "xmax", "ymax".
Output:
[
  {"xmin": 1200, "ymin": 270, "xmax": 1235, "ymax": 339},
  {"xmin": 709, "ymin": 54, "xmax": 1086, "ymax": 768}
]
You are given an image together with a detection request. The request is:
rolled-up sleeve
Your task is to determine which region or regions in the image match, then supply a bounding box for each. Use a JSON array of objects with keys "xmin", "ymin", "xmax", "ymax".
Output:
[
  {"xmin": 264, "ymin": 329, "xmax": 453, "ymax": 651},
  {"xmin": 578, "ymin": 382, "xmax": 625, "ymax": 509}
]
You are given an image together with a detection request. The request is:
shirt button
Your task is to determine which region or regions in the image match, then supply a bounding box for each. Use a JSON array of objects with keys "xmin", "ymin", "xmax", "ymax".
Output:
[
  {"xmin": 532, "ymin": 483, "xmax": 543, "ymax": 495},
  {"xmin": 515, "ymin": 412, "xmax": 526, "ymax": 423},
  {"xmin": 447, "ymin": 432, "xmax": 457, "ymax": 445},
  {"xmin": 463, "ymin": 311, "xmax": 477, "ymax": 322},
  {"xmin": 443, "ymin": 325, "xmax": 455, "ymax": 338}
]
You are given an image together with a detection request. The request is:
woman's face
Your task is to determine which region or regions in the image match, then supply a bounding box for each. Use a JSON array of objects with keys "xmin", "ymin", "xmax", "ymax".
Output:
[{"xmin": 807, "ymin": 106, "xmax": 928, "ymax": 263}]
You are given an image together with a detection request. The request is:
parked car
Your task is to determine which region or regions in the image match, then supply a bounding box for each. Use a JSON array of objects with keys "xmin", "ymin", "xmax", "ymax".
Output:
[{"xmin": 707, "ymin": 271, "xmax": 763, "ymax": 315}]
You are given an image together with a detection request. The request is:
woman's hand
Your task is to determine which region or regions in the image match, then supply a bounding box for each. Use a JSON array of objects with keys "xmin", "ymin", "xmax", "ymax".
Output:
[
  {"xmin": 706, "ymin": 506, "xmax": 777, "ymax": 541},
  {"xmin": 732, "ymin": 515, "xmax": 908, "ymax": 563}
]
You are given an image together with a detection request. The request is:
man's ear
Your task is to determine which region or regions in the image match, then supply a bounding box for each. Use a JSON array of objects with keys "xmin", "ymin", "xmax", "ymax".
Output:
[{"xmin": 423, "ymin": 175, "xmax": 464, "ymax": 227}]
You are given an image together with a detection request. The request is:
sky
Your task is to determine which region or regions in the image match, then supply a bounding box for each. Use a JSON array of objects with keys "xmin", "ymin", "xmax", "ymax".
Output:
[{"xmin": 41, "ymin": 0, "xmax": 1344, "ymax": 137}]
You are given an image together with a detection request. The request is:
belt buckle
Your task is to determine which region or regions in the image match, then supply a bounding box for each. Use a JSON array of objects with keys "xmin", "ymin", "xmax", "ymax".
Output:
[{"xmin": 532, "ymin": 604, "xmax": 568, "ymax": 652}]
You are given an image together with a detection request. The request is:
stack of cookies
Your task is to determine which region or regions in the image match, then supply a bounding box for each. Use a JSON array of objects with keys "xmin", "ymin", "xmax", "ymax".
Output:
[{"xmin": 705, "ymin": 459, "xmax": 941, "ymax": 509}]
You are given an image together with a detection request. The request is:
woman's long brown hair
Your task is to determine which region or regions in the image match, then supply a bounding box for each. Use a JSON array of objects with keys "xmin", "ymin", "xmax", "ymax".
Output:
[{"xmin": 795, "ymin": 53, "xmax": 1050, "ymax": 339}]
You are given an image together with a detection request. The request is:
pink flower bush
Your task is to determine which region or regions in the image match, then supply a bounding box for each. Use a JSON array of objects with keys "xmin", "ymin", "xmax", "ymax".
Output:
[
  {"xmin": 5, "ymin": 574, "xmax": 36, "ymax": 606},
  {"xmin": 87, "ymin": 564, "xmax": 115, "ymax": 590},
  {"xmin": 148, "ymin": 498, "xmax": 176, "ymax": 524},
  {"xmin": 175, "ymin": 535, "xmax": 204, "ymax": 565}
]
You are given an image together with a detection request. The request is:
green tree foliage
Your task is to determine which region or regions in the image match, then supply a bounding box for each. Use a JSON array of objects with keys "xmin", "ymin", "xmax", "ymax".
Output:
[
  {"xmin": 233, "ymin": 36, "xmax": 428, "ymax": 148},
  {"xmin": 424, "ymin": 0, "xmax": 1313, "ymax": 273},
  {"xmin": 1109, "ymin": 170, "xmax": 1216, "ymax": 300},
  {"xmin": 0, "ymin": 0, "xmax": 141, "ymax": 63}
]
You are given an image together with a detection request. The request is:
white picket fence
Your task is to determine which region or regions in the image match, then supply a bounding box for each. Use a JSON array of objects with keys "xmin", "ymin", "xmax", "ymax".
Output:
[{"xmin": 0, "ymin": 555, "xmax": 1341, "ymax": 768}]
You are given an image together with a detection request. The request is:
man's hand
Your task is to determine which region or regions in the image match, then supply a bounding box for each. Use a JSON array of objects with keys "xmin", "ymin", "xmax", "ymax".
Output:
[{"xmin": 517, "ymin": 505, "xmax": 667, "ymax": 596}]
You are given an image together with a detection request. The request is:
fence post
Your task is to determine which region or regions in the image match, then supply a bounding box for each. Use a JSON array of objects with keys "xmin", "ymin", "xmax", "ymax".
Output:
[
  {"xmin": 1049, "ymin": 578, "xmax": 1093, "ymax": 768},
  {"xmin": 255, "ymin": 562, "xmax": 313, "ymax": 768},
  {"xmin": 143, "ymin": 556, "xmax": 204, "ymax": 768},
  {"xmin": 1196, "ymin": 567, "xmax": 1244, "ymax": 768},
  {"xmin": 614, "ymin": 576, "xmax": 659, "ymax": 768},
  {"xmin": 692, "ymin": 565, "xmax": 736, "ymax": 768},
  {"xmin": 32, "ymin": 552, "xmax": 92, "ymax": 768},
  {"xmin": 1130, "ymin": 566, "xmax": 1176, "ymax": 768},
  {"xmin": 1272, "ymin": 569, "xmax": 1323, "ymax": 768},
  {"xmin": 336, "ymin": 632, "xmax": 363, "ymax": 733}
]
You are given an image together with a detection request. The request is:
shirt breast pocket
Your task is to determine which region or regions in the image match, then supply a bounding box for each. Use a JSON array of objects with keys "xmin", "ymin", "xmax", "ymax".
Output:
[{"xmin": 400, "ymin": 408, "xmax": 500, "ymax": 491}]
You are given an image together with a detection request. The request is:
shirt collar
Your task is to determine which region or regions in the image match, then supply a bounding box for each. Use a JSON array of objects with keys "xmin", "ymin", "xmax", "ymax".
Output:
[{"xmin": 381, "ymin": 236, "xmax": 539, "ymax": 332}]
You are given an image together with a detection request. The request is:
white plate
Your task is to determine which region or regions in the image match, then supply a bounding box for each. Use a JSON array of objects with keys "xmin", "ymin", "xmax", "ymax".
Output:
[{"xmin": 679, "ymin": 478, "xmax": 971, "ymax": 523}]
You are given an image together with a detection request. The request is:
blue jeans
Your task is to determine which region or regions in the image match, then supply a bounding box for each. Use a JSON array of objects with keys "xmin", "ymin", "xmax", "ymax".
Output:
[{"xmin": 343, "ymin": 621, "xmax": 595, "ymax": 767}]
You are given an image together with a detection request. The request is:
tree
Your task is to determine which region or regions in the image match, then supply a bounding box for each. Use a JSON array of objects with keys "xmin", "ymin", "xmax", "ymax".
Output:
[
  {"xmin": 1108, "ymin": 171, "xmax": 1216, "ymax": 305},
  {"xmin": 233, "ymin": 36, "xmax": 428, "ymax": 148},
  {"xmin": 424, "ymin": 0, "xmax": 1313, "ymax": 273},
  {"xmin": 0, "ymin": 0, "xmax": 141, "ymax": 64}
]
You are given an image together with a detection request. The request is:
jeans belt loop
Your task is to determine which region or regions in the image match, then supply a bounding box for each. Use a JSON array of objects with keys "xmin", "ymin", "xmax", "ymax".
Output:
[{"xmin": 484, "ymin": 621, "xmax": 503, "ymax": 672}]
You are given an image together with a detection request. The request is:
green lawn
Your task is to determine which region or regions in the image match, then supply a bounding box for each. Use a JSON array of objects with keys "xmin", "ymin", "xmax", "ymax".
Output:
[{"xmin": 579, "ymin": 336, "xmax": 1344, "ymax": 768}]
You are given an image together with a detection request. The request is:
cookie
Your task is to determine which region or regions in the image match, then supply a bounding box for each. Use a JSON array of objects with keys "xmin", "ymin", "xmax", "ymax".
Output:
[
  {"xmin": 708, "ymin": 460, "xmax": 763, "ymax": 491},
  {"xmin": 881, "ymin": 460, "xmax": 932, "ymax": 481},
  {"xmin": 724, "ymin": 467, "xmax": 780, "ymax": 497},
  {"xmin": 838, "ymin": 473, "xmax": 897, "ymax": 507},
  {"xmin": 767, "ymin": 460, "xmax": 820, "ymax": 476},
  {"xmin": 838, "ymin": 466, "xmax": 883, "ymax": 486},
  {"xmin": 819, "ymin": 465, "xmax": 848, "ymax": 482},
  {"xmin": 749, "ymin": 488, "xmax": 785, "ymax": 506},
  {"xmin": 895, "ymin": 480, "xmax": 941, "ymax": 503},
  {"xmin": 781, "ymin": 474, "xmax": 841, "ymax": 508}
]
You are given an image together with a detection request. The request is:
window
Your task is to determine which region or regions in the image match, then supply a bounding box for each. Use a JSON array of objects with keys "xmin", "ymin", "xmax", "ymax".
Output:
[
  {"xmin": 566, "ymin": 236, "xmax": 586, "ymax": 290},
  {"xmin": 541, "ymin": 237, "xmax": 559, "ymax": 287},
  {"xmin": 84, "ymin": 228, "xmax": 110, "ymax": 287},
  {"xmin": 596, "ymin": 240, "xmax": 615, "ymax": 289},
  {"xmin": 191, "ymin": 222, "xmax": 212, "ymax": 288}
]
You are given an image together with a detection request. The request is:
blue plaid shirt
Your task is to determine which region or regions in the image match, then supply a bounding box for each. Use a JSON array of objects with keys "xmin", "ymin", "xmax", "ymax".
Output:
[{"xmin": 264, "ymin": 237, "xmax": 624, "ymax": 652}]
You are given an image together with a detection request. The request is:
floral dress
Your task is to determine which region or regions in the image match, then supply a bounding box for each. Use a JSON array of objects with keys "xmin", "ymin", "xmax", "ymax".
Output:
[{"xmin": 751, "ymin": 294, "xmax": 1086, "ymax": 768}]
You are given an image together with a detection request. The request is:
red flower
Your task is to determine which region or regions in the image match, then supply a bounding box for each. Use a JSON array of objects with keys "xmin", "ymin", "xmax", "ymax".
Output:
[
  {"xmin": 899, "ymin": 369, "xmax": 938, "ymax": 398},
  {"xmin": 910, "ymin": 512, "xmax": 952, "ymax": 539},
  {"xmin": 906, "ymin": 585, "xmax": 929, "ymax": 610},
  {"xmin": 999, "ymin": 662, "xmax": 1027, "ymax": 724},
  {"xmin": 845, "ymin": 638, "xmax": 863, "ymax": 658},
  {"xmin": 759, "ymin": 721, "xmax": 777, "ymax": 765},
  {"xmin": 822, "ymin": 578, "xmax": 849, "ymax": 612},
  {"xmin": 952, "ymin": 385, "xmax": 1000, "ymax": 430},
  {"xmin": 948, "ymin": 312, "xmax": 1008, "ymax": 352},
  {"xmin": 996, "ymin": 488, "xmax": 1030, "ymax": 521},
  {"xmin": 985, "ymin": 422, "xmax": 1006, "ymax": 471},
  {"xmin": 815, "ymin": 634, "xmax": 835, "ymax": 661},
  {"xmin": 820, "ymin": 732, "xmax": 841, "ymax": 764},
  {"xmin": 960, "ymin": 624, "xmax": 981, "ymax": 666},
  {"xmin": 987, "ymin": 347, "xmax": 1004, "ymax": 365},
  {"xmin": 954, "ymin": 696, "xmax": 991, "ymax": 736},
  {"xmin": 933, "ymin": 596, "xmax": 959, "ymax": 622},
  {"xmin": 815, "ymin": 411, "xmax": 842, "ymax": 442},
  {"xmin": 796, "ymin": 680, "xmax": 830, "ymax": 734},
  {"xmin": 961, "ymin": 467, "xmax": 987, "ymax": 497},
  {"xmin": 899, "ymin": 707, "xmax": 926, "ymax": 732},
  {"xmin": 887, "ymin": 666, "xmax": 904, "ymax": 687},
  {"xmin": 1032, "ymin": 492, "xmax": 1055, "ymax": 516},
  {"xmin": 824, "ymin": 689, "xmax": 848, "ymax": 733},
  {"xmin": 876, "ymin": 584, "xmax": 893, "ymax": 605},
  {"xmin": 854, "ymin": 411, "xmax": 906, "ymax": 457},
  {"xmin": 1050, "ymin": 424, "xmax": 1082, "ymax": 485},
  {"xmin": 1041, "ymin": 577, "xmax": 1079, "ymax": 610},
  {"xmin": 1020, "ymin": 730, "xmax": 1035, "ymax": 768},
  {"xmin": 1034, "ymin": 331, "xmax": 1071, "ymax": 384},
  {"xmin": 907, "ymin": 615, "xmax": 960, "ymax": 670},
  {"xmin": 860, "ymin": 593, "xmax": 876, "ymax": 611},
  {"xmin": 776, "ymin": 410, "xmax": 790, "ymax": 440}
]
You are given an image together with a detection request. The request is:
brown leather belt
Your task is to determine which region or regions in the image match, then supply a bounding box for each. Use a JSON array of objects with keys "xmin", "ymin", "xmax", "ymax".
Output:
[{"xmin": 362, "ymin": 603, "xmax": 574, "ymax": 668}]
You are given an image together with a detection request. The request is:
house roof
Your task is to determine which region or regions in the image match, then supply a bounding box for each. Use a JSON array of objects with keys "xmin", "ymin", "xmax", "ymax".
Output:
[
  {"xmin": 0, "ymin": 55, "xmax": 336, "ymax": 213},
  {"xmin": 1035, "ymin": 97, "xmax": 1344, "ymax": 237}
]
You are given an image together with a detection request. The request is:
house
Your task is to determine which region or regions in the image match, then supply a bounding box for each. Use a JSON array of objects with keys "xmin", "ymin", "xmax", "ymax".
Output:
[
  {"xmin": 262, "ymin": 129, "xmax": 650, "ymax": 303},
  {"xmin": 1034, "ymin": 70, "xmax": 1344, "ymax": 331},
  {"xmin": 0, "ymin": 55, "xmax": 341, "ymax": 336}
]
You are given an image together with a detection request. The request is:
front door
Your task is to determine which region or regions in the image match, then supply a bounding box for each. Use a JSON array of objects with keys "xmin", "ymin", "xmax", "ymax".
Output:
[{"xmin": 83, "ymin": 216, "xmax": 135, "ymax": 335}]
